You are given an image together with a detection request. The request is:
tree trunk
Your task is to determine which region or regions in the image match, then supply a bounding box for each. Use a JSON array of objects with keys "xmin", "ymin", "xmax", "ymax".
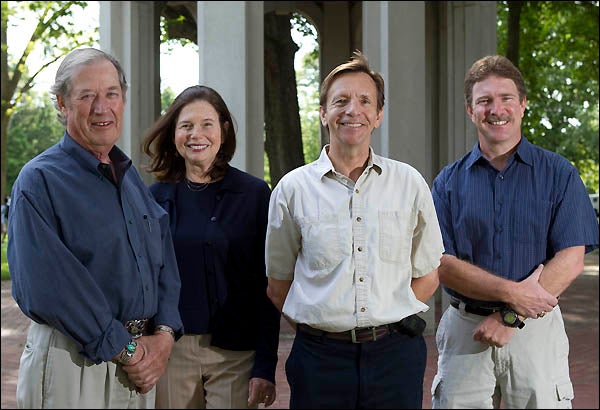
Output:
[
  {"xmin": 264, "ymin": 11, "xmax": 305, "ymax": 188},
  {"xmin": 506, "ymin": 1, "xmax": 524, "ymax": 68}
]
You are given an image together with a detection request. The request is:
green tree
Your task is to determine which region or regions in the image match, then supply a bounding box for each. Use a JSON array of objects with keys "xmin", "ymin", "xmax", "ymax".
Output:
[
  {"xmin": 498, "ymin": 1, "xmax": 599, "ymax": 193},
  {"xmin": 296, "ymin": 48, "xmax": 321, "ymax": 164},
  {"xmin": 161, "ymin": 86, "xmax": 176, "ymax": 114},
  {"xmin": 6, "ymin": 92, "xmax": 64, "ymax": 194},
  {"xmin": 1, "ymin": 1, "xmax": 97, "ymax": 200}
]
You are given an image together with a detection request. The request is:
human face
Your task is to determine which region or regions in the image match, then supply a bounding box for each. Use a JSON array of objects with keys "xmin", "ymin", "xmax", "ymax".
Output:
[
  {"xmin": 58, "ymin": 60, "xmax": 124, "ymax": 156},
  {"xmin": 467, "ymin": 74, "xmax": 526, "ymax": 148},
  {"xmin": 320, "ymin": 72, "xmax": 383, "ymax": 149},
  {"xmin": 174, "ymin": 99, "xmax": 223, "ymax": 177}
]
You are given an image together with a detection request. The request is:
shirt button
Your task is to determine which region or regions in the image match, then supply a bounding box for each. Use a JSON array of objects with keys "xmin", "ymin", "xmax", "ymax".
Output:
[
  {"xmin": 356, "ymin": 217, "xmax": 362, "ymax": 222},
  {"xmin": 496, "ymin": 254, "xmax": 502, "ymax": 259},
  {"xmin": 357, "ymin": 246, "xmax": 363, "ymax": 252},
  {"xmin": 355, "ymin": 189, "xmax": 359, "ymax": 194},
  {"xmin": 210, "ymin": 216, "xmax": 217, "ymax": 222},
  {"xmin": 359, "ymin": 277, "xmax": 364, "ymax": 282},
  {"xmin": 360, "ymin": 307, "xmax": 366, "ymax": 312}
]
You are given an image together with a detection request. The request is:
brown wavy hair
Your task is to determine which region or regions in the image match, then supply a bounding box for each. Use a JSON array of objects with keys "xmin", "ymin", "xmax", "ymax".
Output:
[
  {"xmin": 142, "ymin": 85, "xmax": 237, "ymax": 182},
  {"xmin": 319, "ymin": 50, "xmax": 385, "ymax": 113},
  {"xmin": 464, "ymin": 55, "xmax": 527, "ymax": 108}
]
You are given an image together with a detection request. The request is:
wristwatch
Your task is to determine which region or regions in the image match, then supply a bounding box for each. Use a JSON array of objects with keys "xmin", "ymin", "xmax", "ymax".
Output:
[
  {"xmin": 155, "ymin": 324, "xmax": 176, "ymax": 340},
  {"xmin": 501, "ymin": 307, "xmax": 525, "ymax": 329},
  {"xmin": 119, "ymin": 339, "xmax": 138, "ymax": 364}
]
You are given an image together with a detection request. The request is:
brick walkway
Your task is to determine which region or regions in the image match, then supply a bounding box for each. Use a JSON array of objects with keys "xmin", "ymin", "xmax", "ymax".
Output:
[{"xmin": 2, "ymin": 252, "xmax": 598, "ymax": 409}]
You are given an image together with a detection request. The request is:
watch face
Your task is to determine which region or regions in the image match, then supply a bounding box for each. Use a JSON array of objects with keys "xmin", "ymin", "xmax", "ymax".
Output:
[{"xmin": 504, "ymin": 310, "xmax": 518, "ymax": 325}]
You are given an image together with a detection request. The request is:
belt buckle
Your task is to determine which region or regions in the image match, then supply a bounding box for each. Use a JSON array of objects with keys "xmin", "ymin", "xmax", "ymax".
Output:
[
  {"xmin": 350, "ymin": 327, "xmax": 377, "ymax": 343},
  {"xmin": 125, "ymin": 319, "xmax": 147, "ymax": 339}
]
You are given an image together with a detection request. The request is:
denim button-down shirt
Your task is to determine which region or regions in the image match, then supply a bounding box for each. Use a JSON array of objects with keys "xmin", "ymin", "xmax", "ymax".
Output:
[
  {"xmin": 8, "ymin": 132, "xmax": 183, "ymax": 363},
  {"xmin": 266, "ymin": 146, "xmax": 444, "ymax": 332},
  {"xmin": 432, "ymin": 137, "xmax": 599, "ymax": 304}
]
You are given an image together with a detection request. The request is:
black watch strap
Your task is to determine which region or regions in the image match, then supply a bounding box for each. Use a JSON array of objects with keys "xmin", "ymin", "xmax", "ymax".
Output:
[{"xmin": 501, "ymin": 307, "xmax": 525, "ymax": 329}]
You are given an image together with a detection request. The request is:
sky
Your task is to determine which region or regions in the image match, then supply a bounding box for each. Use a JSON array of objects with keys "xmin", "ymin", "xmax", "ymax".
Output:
[{"xmin": 7, "ymin": 1, "xmax": 315, "ymax": 98}]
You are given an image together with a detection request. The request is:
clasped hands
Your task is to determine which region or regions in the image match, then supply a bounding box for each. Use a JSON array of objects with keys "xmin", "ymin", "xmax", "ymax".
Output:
[
  {"xmin": 507, "ymin": 263, "xmax": 558, "ymax": 319},
  {"xmin": 119, "ymin": 332, "xmax": 175, "ymax": 394},
  {"xmin": 473, "ymin": 264, "xmax": 557, "ymax": 347}
]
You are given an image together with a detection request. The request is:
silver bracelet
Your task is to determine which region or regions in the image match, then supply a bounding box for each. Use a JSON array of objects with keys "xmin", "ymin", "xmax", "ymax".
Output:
[{"xmin": 155, "ymin": 324, "xmax": 175, "ymax": 339}]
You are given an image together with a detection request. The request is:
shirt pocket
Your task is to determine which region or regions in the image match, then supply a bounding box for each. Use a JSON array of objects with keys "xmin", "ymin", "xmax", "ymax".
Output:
[
  {"xmin": 379, "ymin": 209, "xmax": 413, "ymax": 263},
  {"xmin": 297, "ymin": 214, "xmax": 343, "ymax": 271},
  {"xmin": 511, "ymin": 200, "xmax": 552, "ymax": 244}
]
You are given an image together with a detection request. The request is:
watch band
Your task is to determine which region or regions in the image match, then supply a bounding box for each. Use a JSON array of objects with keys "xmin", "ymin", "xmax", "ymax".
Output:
[
  {"xmin": 155, "ymin": 324, "xmax": 175, "ymax": 339},
  {"xmin": 501, "ymin": 307, "xmax": 525, "ymax": 329}
]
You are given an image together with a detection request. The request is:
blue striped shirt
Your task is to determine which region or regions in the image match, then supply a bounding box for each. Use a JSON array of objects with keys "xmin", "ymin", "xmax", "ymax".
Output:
[{"xmin": 432, "ymin": 137, "xmax": 599, "ymax": 303}]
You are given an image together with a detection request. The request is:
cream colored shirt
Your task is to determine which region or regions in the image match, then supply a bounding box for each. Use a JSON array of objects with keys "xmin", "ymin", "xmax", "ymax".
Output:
[{"xmin": 265, "ymin": 146, "xmax": 444, "ymax": 332}]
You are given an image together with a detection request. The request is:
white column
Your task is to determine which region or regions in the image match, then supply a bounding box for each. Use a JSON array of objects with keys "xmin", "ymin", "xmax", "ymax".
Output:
[
  {"xmin": 197, "ymin": 1, "xmax": 264, "ymax": 178},
  {"xmin": 363, "ymin": 2, "xmax": 433, "ymax": 181},
  {"xmin": 99, "ymin": 1, "xmax": 161, "ymax": 185},
  {"xmin": 440, "ymin": 1, "xmax": 497, "ymax": 164}
]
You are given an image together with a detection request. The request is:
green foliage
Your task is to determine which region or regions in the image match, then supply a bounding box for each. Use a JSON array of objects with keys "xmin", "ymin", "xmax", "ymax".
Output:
[
  {"xmin": 292, "ymin": 13, "xmax": 320, "ymax": 164},
  {"xmin": 296, "ymin": 50, "xmax": 321, "ymax": 163},
  {"xmin": 497, "ymin": 1, "xmax": 599, "ymax": 193},
  {"xmin": 6, "ymin": 92, "xmax": 64, "ymax": 194},
  {"xmin": 161, "ymin": 86, "xmax": 176, "ymax": 114},
  {"xmin": 1, "ymin": 238, "xmax": 8, "ymax": 280}
]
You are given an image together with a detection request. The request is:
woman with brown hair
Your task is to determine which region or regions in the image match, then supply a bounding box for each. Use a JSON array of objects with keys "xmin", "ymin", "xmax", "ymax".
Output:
[{"xmin": 143, "ymin": 85, "xmax": 280, "ymax": 408}]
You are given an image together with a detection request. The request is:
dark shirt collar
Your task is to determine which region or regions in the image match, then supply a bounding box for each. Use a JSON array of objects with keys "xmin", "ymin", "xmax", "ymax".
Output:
[
  {"xmin": 59, "ymin": 131, "xmax": 132, "ymax": 185},
  {"xmin": 466, "ymin": 136, "xmax": 534, "ymax": 170}
]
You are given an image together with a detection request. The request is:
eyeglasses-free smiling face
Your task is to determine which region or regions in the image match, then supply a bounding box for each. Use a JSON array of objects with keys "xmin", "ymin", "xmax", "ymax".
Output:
[
  {"xmin": 174, "ymin": 99, "xmax": 224, "ymax": 180},
  {"xmin": 58, "ymin": 59, "xmax": 125, "ymax": 157},
  {"xmin": 467, "ymin": 74, "xmax": 526, "ymax": 148},
  {"xmin": 320, "ymin": 71, "xmax": 383, "ymax": 149}
]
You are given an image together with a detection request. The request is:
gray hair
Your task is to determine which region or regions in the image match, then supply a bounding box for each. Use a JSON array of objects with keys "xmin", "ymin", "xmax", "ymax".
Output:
[{"xmin": 50, "ymin": 48, "xmax": 128, "ymax": 126}]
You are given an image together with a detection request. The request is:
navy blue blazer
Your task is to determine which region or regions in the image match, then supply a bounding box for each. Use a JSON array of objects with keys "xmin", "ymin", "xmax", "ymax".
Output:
[{"xmin": 150, "ymin": 165, "xmax": 280, "ymax": 382}]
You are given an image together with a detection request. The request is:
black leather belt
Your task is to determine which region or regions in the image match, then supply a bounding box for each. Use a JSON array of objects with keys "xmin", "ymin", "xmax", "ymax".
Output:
[
  {"xmin": 450, "ymin": 299, "xmax": 503, "ymax": 316},
  {"xmin": 297, "ymin": 322, "xmax": 400, "ymax": 343},
  {"xmin": 124, "ymin": 318, "xmax": 150, "ymax": 338}
]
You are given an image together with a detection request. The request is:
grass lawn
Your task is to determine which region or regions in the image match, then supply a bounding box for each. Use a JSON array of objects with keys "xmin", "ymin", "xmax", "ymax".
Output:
[{"xmin": 1, "ymin": 238, "xmax": 9, "ymax": 280}]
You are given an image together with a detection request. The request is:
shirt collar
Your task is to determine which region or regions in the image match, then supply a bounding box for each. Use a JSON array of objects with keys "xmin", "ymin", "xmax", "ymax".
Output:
[
  {"xmin": 312, "ymin": 144, "xmax": 383, "ymax": 179},
  {"xmin": 59, "ymin": 131, "xmax": 132, "ymax": 180},
  {"xmin": 466, "ymin": 136, "xmax": 534, "ymax": 169}
]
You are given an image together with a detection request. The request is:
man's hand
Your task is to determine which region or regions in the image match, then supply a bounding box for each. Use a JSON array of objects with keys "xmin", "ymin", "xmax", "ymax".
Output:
[
  {"xmin": 509, "ymin": 264, "xmax": 557, "ymax": 318},
  {"xmin": 247, "ymin": 377, "xmax": 276, "ymax": 407},
  {"xmin": 472, "ymin": 312, "xmax": 517, "ymax": 347},
  {"xmin": 122, "ymin": 332, "xmax": 174, "ymax": 394}
]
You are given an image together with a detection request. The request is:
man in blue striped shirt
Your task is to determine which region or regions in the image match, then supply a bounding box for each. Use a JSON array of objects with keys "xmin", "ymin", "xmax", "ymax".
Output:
[{"xmin": 431, "ymin": 55, "xmax": 599, "ymax": 409}]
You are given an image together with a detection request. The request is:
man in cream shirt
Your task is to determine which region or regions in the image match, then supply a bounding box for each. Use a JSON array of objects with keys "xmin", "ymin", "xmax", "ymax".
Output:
[{"xmin": 265, "ymin": 51, "xmax": 444, "ymax": 409}]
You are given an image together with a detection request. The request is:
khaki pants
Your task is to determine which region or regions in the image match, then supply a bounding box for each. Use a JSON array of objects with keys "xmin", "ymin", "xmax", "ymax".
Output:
[
  {"xmin": 432, "ymin": 305, "xmax": 573, "ymax": 409},
  {"xmin": 17, "ymin": 320, "xmax": 155, "ymax": 409},
  {"xmin": 155, "ymin": 334, "xmax": 255, "ymax": 409}
]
